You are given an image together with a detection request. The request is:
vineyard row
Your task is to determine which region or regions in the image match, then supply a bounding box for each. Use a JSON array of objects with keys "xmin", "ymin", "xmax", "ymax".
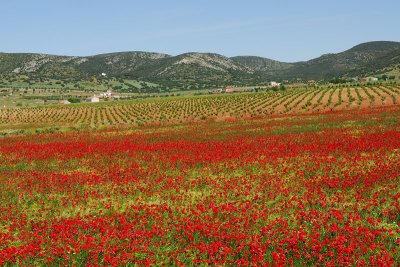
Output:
[{"xmin": 1, "ymin": 86, "xmax": 399, "ymax": 127}]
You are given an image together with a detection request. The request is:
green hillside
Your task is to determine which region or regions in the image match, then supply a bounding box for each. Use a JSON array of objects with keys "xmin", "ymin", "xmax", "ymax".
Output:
[{"xmin": 1, "ymin": 41, "xmax": 400, "ymax": 91}]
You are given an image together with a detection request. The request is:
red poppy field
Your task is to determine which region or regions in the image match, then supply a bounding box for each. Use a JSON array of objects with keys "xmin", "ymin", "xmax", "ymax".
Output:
[{"xmin": 0, "ymin": 98, "xmax": 399, "ymax": 265}]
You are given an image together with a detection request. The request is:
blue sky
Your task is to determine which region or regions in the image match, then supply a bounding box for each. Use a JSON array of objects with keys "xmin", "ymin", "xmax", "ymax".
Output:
[{"xmin": 1, "ymin": 0, "xmax": 399, "ymax": 62}]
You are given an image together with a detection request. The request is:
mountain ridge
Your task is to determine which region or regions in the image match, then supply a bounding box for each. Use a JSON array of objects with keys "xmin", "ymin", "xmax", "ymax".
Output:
[{"xmin": 1, "ymin": 41, "xmax": 400, "ymax": 87}]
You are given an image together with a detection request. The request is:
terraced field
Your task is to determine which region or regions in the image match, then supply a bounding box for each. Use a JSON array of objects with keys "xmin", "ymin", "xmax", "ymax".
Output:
[{"xmin": 1, "ymin": 85, "xmax": 399, "ymax": 130}]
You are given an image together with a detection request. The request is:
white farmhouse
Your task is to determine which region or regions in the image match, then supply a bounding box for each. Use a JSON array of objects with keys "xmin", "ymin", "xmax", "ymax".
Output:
[
  {"xmin": 270, "ymin": 81, "xmax": 281, "ymax": 87},
  {"xmin": 100, "ymin": 90, "xmax": 113, "ymax": 99},
  {"xmin": 87, "ymin": 96, "xmax": 100, "ymax": 103}
]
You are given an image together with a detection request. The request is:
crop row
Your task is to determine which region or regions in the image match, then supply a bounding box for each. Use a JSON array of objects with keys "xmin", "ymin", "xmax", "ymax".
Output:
[{"xmin": 0, "ymin": 86, "xmax": 399, "ymax": 128}]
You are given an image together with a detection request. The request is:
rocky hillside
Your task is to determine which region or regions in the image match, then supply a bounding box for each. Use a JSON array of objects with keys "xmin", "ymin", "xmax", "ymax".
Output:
[
  {"xmin": 230, "ymin": 56, "xmax": 293, "ymax": 72},
  {"xmin": 1, "ymin": 41, "xmax": 400, "ymax": 86}
]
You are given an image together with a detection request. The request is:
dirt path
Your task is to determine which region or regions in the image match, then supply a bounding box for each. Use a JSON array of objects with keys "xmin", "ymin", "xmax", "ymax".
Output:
[
  {"xmin": 372, "ymin": 86, "xmax": 396, "ymax": 106},
  {"xmin": 331, "ymin": 88, "xmax": 348, "ymax": 111},
  {"xmin": 283, "ymin": 90, "xmax": 312, "ymax": 114},
  {"xmin": 320, "ymin": 88, "xmax": 337, "ymax": 112},
  {"xmin": 345, "ymin": 88, "xmax": 361, "ymax": 109},
  {"xmin": 364, "ymin": 87, "xmax": 385, "ymax": 106},
  {"xmin": 274, "ymin": 90, "xmax": 307, "ymax": 114},
  {"xmin": 310, "ymin": 89, "xmax": 329, "ymax": 112},
  {"xmin": 355, "ymin": 88, "xmax": 372, "ymax": 109}
]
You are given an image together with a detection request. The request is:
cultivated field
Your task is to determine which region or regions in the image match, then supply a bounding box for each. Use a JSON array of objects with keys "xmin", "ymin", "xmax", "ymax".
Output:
[
  {"xmin": 0, "ymin": 87, "xmax": 399, "ymax": 266},
  {"xmin": 0, "ymin": 85, "xmax": 399, "ymax": 132}
]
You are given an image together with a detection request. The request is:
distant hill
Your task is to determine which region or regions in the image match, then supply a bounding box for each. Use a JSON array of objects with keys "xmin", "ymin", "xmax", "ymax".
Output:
[
  {"xmin": 279, "ymin": 41, "xmax": 400, "ymax": 80},
  {"xmin": 1, "ymin": 41, "xmax": 400, "ymax": 88}
]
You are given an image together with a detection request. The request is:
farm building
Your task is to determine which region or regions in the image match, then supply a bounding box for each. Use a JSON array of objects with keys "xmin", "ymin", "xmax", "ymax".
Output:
[
  {"xmin": 100, "ymin": 90, "xmax": 112, "ymax": 99},
  {"xmin": 86, "ymin": 96, "xmax": 100, "ymax": 103},
  {"xmin": 209, "ymin": 88, "xmax": 223, "ymax": 94},
  {"xmin": 100, "ymin": 89, "xmax": 120, "ymax": 99},
  {"xmin": 270, "ymin": 81, "xmax": 281, "ymax": 87},
  {"xmin": 225, "ymin": 86, "xmax": 234, "ymax": 93},
  {"xmin": 362, "ymin": 77, "xmax": 378, "ymax": 82},
  {"xmin": 58, "ymin": 100, "xmax": 71, "ymax": 105}
]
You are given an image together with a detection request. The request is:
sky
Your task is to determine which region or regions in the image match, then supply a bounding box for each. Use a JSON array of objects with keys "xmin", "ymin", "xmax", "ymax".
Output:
[{"xmin": 1, "ymin": 0, "xmax": 399, "ymax": 62}]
